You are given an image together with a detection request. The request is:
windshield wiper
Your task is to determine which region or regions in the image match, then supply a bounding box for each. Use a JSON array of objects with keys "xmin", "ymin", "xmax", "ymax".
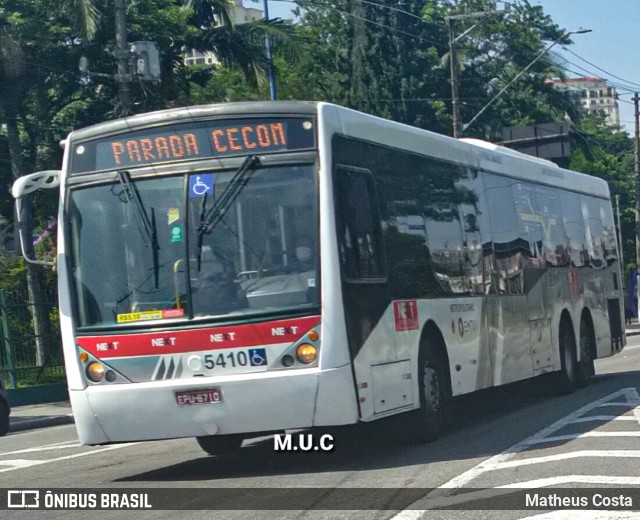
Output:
[
  {"xmin": 196, "ymin": 155, "xmax": 261, "ymax": 270},
  {"xmin": 197, "ymin": 191, "xmax": 209, "ymax": 272},
  {"xmin": 116, "ymin": 170, "xmax": 160, "ymax": 288}
]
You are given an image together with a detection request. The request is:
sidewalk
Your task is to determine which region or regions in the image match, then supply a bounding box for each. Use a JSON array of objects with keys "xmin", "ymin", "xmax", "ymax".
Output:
[
  {"xmin": 6, "ymin": 323, "xmax": 640, "ymax": 434},
  {"xmin": 8, "ymin": 400, "xmax": 74, "ymax": 434},
  {"xmin": 625, "ymin": 321, "xmax": 640, "ymax": 336}
]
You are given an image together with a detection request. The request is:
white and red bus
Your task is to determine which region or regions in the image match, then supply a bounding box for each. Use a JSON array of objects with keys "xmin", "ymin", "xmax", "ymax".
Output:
[{"xmin": 12, "ymin": 102, "xmax": 625, "ymax": 453}]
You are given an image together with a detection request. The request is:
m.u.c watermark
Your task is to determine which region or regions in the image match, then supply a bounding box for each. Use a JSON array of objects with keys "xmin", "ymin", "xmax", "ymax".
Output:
[{"xmin": 273, "ymin": 433, "xmax": 335, "ymax": 452}]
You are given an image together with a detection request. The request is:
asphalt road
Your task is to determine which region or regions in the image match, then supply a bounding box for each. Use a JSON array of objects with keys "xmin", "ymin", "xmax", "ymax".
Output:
[{"xmin": 3, "ymin": 336, "xmax": 640, "ymax": 520}]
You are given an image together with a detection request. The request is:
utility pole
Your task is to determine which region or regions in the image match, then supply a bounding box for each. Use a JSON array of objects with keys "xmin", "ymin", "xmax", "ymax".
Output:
[
  {"xmin": 616, "ymin": 194, "xmax": 624, "ymax": 270},
  {"xmin": 633, "ymin": 92, "xmax": 640, "ymax": 317},
  {"xmin": 446, "ymin": 4, "xmax": 509, "ymax": 138},
  {"xmin": 114, "ymin": 0, "xmax": 132, "ymax": 116},
  {"xmin": 263, "ymin": 0, "xmax": 277, "ymax": 101},
  {"xmin": 463, "ymin": 28, "xmax": 591, "ymax": 136},
  {"xmin": 448, "ymin": 18, "xmax": 461, "ymax": 138}
]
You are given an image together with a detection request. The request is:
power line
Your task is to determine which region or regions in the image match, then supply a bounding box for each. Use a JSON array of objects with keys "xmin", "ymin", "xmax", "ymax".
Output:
[
  {"xmin": 465, "ymin": 27, "xmax": 640, "ymax": 102},
  {"xmin": 548, "ymin": 51, "xmax": 640, "ymax": 94},
  {"xmin": 287, "ymin": 0, "xmax": 449, "ymax": 49},
  {"xmin": 562, "ymin": 47, "xmax": 640, "ymax": 91}
]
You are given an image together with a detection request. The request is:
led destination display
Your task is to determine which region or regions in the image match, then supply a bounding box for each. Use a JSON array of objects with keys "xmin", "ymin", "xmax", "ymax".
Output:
[{"xmin": 70, "ymin": 117, "xmax": 315, "ymax": 173}]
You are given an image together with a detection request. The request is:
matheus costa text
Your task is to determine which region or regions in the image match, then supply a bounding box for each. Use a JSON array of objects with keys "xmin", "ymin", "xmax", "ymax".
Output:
[{"xmin": 526, "ymin": 493, "xmax": 633, "ymax": 508}]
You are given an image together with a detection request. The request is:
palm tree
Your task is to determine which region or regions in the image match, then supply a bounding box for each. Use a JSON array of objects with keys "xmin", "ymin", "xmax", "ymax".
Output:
[
  {"xmin": 60, "ymin": 0, "xmax": 101, "ymax": 40},
  {"xmin": 184, "ymin": 0, "xmax": 302, "ymax": 89}
]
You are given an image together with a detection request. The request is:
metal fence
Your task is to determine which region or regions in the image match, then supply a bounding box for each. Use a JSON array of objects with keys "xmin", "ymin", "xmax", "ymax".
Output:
[{"xmin": 0, "ymin": 287, "xmax": 63, "ymax": 388}]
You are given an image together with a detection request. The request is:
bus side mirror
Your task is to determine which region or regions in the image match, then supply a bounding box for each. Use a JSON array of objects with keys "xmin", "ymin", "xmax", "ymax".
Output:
[{"xmin": 11, "ymin": 170, "xmax": 61, "ymax": 267}]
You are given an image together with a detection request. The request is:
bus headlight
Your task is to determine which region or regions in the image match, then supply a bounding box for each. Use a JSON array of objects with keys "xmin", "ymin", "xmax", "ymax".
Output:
[
  {"xmin": 296, "ymin": 344, "xmax": 317, "ymax": 364},
  {"xmin": 86, "ymin": 362, "xmax": 106, "ymax": 382}
]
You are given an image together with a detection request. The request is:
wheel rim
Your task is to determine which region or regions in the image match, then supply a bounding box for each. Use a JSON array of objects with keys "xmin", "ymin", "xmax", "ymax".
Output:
[
  {"xmin": 563, "ymin": 328, "xmax": 576, "ymax": 381},
  {"xmin": 423, "ymin": 365, "xmax": 441, "ymax": 413},
  {"xmin": 580, "ymin": 328, "xmax": 592, "ymax": 364}
]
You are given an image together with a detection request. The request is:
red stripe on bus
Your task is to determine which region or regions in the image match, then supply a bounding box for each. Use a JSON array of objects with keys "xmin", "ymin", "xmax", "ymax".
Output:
[{"xmin": 76, "ymin": 315, "xmax": 321, "ymax": 359}]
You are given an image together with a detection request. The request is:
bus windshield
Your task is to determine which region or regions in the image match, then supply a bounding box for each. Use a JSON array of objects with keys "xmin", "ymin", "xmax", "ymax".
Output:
[{"xmin": 68, "ymin": 163, "xmax": 319, "ymax": 328}]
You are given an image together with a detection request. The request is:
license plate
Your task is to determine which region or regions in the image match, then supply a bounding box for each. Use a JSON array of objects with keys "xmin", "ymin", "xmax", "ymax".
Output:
[{"xmin": 175, "ymin": 388, "xmax": 222, "ymax": 406}]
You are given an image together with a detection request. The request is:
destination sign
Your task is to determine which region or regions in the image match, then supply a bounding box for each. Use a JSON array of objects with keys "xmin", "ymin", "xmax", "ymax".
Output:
[{"xmin": 70, "ymin": 117, "xmax": 315, "ymax": 173}]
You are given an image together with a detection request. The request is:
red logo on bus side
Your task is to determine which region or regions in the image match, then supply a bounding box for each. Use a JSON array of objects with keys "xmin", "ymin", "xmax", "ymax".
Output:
[
  {"xmin": 567, "ymin": 271, "xmax": 581, "ymax": 294},
  {"xmin": 394, "ymin": 300, "xmax": 419, "ymax": 332}
]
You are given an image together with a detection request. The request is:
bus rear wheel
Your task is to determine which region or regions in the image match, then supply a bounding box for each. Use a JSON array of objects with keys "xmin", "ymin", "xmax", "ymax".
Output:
[
  {"xmin": 556, "ymin": 320, "xmax": 578, "ymax": 395},
  {"xmin": 577, "ymin": 319, "xmax": 595, "ymax": 387},
  {"xmin": 196, "ymin": 434, "xmax": 244, "ymax": 456},
  {"xmin": 410, "ymin": 351, "xmax": 451, "ymax": 443}
]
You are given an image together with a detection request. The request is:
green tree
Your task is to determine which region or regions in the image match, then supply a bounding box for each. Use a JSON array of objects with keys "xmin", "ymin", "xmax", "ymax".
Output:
[
  {"xmin": 289, "ymin": 0, "xmax": 451, "ymax": 131},
  {"xmin": 442, "ymin": 0, "xmax": 578, "ymax": 138},
  {"xmin": 0, "ymin": 0, "xmax": 68, "ymax": 367},
  {"xmin": 569, "ymin": 114, "xmax": 634, "ymax": 280}
]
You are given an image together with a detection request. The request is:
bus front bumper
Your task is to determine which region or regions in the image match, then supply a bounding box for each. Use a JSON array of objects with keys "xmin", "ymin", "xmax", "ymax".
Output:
[{"xmin": 70, "ymin": 365, "xmax": 357, "ymax": 445}]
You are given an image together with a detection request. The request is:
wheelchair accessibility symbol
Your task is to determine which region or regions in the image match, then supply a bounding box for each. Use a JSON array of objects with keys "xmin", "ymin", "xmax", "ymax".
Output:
[
  {"xmin": 248, "ymin": 348, "xmax": 268, "ymax": 367},
  {"xmin": 189, "ymin": 174, "xmax": 214, "ymax": 198}
]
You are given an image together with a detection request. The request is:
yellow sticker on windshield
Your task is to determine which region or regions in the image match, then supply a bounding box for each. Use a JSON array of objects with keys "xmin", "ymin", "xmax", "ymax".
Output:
[
  {"xmin": 117, "ymin": 310, "xmax": 163, "ymax": 323},
  {"xmin": 167, "ymin": 207, "xmax": 180, "ymax": 225},
  {"xmin": 116, "ymin": 309, "xmax": 185, "ymax": 323}
]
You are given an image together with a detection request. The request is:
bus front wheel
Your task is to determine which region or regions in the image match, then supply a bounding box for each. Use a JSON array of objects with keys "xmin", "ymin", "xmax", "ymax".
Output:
[
  {"xmin": 196, "ymin": 434, "xmax": 244, "ymax": 456},
  {"xmin": 410, "ymin": 351, "xmax": 451, "ymax": 443}
]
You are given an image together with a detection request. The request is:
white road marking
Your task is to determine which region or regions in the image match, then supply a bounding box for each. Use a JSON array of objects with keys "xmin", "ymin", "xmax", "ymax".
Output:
[
  {"xmin": 0, "ymin": 443, "xmax": 138, "ymax": 473},
  {"xmin": 522, "ymin": 512, "xmax": 640, "ymax": 519},
  {"xmin": 524, "ymin": 432, "xmax": 640, "ymax": 445},
  {"xmin": 391, "ymin": 388, "xmax": 640, "ymax": 520},
  {"xmin": 0, "ymin": 443, "xmax": 82, "ymax": 456},
  {"xmin": 429, "ymin": 389, "xmax": 636, "ymax": 494},
  {"xmin": 570, "ymin": 416, "xmax": 637, "ymax": 422},
  {"xmin": 0, "ymin": 459, "xmax": 43, "ymax": 469},
  {"xmin": 489, "ymin": 450, "xmax": 640, "ymax": 470},
  {"xmin": 625, "ymin": 387, "xmax": 640, "ymax": 424},
  {"xmin": 411, "ymin": 476, "xmax": 640, "ymax": 510}
]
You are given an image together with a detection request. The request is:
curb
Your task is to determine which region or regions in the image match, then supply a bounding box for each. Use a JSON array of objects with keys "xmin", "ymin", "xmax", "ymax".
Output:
[
  {"xmin": 626, "ymin": 330, "xmax": 640, "ymax": 337},
  {"xmin": 9, "ymin": 414, "xmax": 74, "ymax": 433}
]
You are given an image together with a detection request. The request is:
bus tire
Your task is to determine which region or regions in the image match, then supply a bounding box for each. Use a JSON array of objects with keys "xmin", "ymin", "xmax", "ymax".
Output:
[
  {"xmin": 556, "ymin": 319, "xmax": 578, "ymax": 395},
  {"xmin": 196, "ymin": 434, "xmax": 244, "ymax": 456},
  {"xmin": 410, "ymin": 348, "xmax": 451, "ymax": 443},
  {"xmin": 577, "ymin": 317, "xmax": 595, "ymax": 387}
]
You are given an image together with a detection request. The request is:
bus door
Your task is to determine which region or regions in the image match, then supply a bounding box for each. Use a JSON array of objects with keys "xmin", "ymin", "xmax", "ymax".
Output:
[
  {"xmin": 514, "ymin": 183, "xmax": 555, "ymax": 375},
  {"xmin": 458, "ymin": 169, "xmax": 492, "ymax": 390},
  {"xmin": 334, "ymin": 166, "xmax": 404, "ymax": 417}
]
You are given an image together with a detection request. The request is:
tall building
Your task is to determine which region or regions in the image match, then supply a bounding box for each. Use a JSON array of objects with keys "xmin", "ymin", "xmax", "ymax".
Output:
[
  {"xmin": 547, "ymin": 77, "xmax": 620, "ymax": 128},
  {"xmin": 183, "ymin": 0, "xmax": 263, "ymax": 66}
]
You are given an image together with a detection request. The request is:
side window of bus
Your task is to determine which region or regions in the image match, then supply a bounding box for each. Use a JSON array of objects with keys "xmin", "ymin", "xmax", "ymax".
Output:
[
  {"xmin": 600, "ymin": 200, "xmax": 618, "ymax": 265},
  {"xmin": 336, "ymin": 167, "xmax": 386, "ymax": 280},
  {"xmin": 483, "ymin": 174, "xmax": 524, "ymax": 294},
  {"xmin": 456, "ymin": 170, "xmax": 484, "ymax": 296},
  {"xmin": 535, "ymin": 186, "xmax": 568, "ymax": 267},
  {"xmin": 560, "ymin": 191, "xmax": 586, "ymax": 268},
  {"xmin": 512, "ymin": 183, "xmax": 567, "ymax": 268},
  {"xmin": 580, "ymin": 195, "xmax": 606, "ymax": 268}
]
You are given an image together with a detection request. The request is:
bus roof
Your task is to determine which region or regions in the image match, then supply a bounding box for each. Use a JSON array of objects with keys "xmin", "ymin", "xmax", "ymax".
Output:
[
  {"xmin": 323, "ymin": 102, "xmax": 610, "ymax": 200},
  {"xmin": 66, "ymin": 100, "xmax": 610, "ymax": 199},
  {"xmin": 67, "ymin": 101, "xmax": 319, "ymax": 143}
]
